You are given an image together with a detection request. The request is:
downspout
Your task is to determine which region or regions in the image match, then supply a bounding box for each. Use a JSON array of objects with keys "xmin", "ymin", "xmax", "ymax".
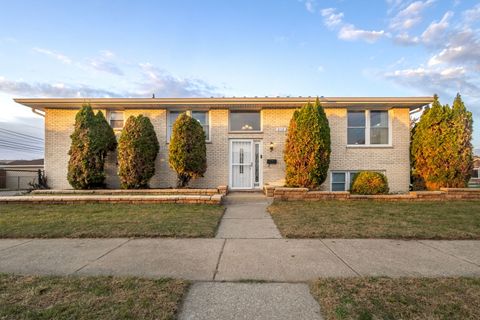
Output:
[{"xmin": 32, "ymin": 108, "xmax": 45, "ymax": 117}]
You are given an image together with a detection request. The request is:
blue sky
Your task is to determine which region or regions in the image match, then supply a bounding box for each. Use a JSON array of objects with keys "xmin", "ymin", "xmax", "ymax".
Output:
[{"xmin": 0, "ymin": 0, "xmax": 479, "ymax": 159}]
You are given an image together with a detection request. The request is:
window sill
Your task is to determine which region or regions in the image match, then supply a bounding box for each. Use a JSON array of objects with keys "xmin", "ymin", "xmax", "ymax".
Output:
[
  {"xmin": 346, "ymin": 144, "xmax": 393, "ymax": 149},
  {"xmin": 229, "ymin": 131, "xmax": 264, "ymax": 134}
]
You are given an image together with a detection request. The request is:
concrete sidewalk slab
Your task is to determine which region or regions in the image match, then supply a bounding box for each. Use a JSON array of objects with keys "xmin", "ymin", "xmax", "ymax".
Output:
[
  {"xmin": 0, "ymin": 239, "xmax": 31, "ymax": 251},
  {"xmin": 419, "ymin": 240, "xmax": 480, "ymax": 266},
  {"xmin": 179, "ymin": 282, "xmax": 323, "ymax": 320},
  {"xmin": 222, "ymin": 204, "xmax": 270, "ymax": 219},
  {"xmin": 323, "ymin": 239, "xmax": 480, "ymax": 277},
  {"xmin": 0, "ymin": 239, "xmax": 127, "ymax": 275},
  {"xmin": 77, "ymin": 238, "xmax": 224, "ymax": 281},
  {"xmin": 216, "ymin": 219, "xmax": 281, "ymax": 239},
  {"xmin": 215, "ymin": 239, "xmax": 355, "ymax": 281}
]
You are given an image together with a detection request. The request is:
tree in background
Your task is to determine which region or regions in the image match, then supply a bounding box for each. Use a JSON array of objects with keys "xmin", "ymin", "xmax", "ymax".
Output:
[
  {"xmin": 284, "ymin": 98, "xmax": 331, "ymax": 188},
  {"xmin": 118, "ymin": 115, "xmax": 159, "ymax": 189},
  {"xmin": 411, "ymin": 94, "xmax": 473, "ymax": 190},
  {"xmin": 67, "ymin": 104, "xmax": 117, "ymax": 189},
  {"xmin": 169, "ymin": 113, "xmax": 207, "ymax": 187}
]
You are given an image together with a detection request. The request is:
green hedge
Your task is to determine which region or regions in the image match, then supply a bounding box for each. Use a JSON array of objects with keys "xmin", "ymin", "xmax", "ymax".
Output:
[{"xmin": 351, "ymin": 171, "xmax": 389, "ymax": 195}]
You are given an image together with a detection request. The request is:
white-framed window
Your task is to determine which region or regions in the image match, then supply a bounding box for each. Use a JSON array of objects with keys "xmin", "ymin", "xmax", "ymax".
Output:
[
  {"xmin": 229, "ymin": 110, "xmax": 261, "ymax": 132},
  {"xmin": 167, "ymin": 110, "xmax": 210, "ymax": 142},
  {"xmin": 472, "ymin": 168, "xmax": 479, "ymax": 179},
  {"xmin": 108, "ymin": 111, "xmax": 124, "ymax": 129},
  {"xmin": 331, "ymin": 171, "xmax": 359, "ymax": 191},
  {"xmin": 347, "ymin": 110, "xmax": 390, "ymax": 146}
]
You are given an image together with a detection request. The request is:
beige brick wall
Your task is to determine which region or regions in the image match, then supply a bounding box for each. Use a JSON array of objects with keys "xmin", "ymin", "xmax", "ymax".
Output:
[{"xmin": 44, "ymin": 107, "xmax": 410, "ymax": 192}]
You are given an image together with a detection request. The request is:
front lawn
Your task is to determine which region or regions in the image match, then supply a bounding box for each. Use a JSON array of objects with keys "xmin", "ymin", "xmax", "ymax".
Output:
[
  {"xmin": 0, "ymin": 203, "xmax": 224, "ymax": 238},
  {"xmin": 268, "ymin": 200, "xmax": 480, "ymax": 239},
  {"xmin": 0, "ymin": 274, "xmax": 187, "ymax": 320},
  {"xmin": 311, "ymin": 277, "xmax": 480, "ymax": 320}
]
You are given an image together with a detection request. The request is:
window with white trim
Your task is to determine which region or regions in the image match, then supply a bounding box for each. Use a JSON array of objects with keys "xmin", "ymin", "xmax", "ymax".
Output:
[
  {"xmin": 347, "ymin": 110, "xmax": 389, "ymax": 145},
  {"xmin": 108, "ymin": 111, "xmax": 124, "ymax": 129},
  {"xmin": 229, "ymin": 111, "xmax": 261, "ymax": 132},
  {"xmin": 331, "ymin": 171, "xmax": 359, "ymax": 191},
  {"xmin": 167, "ymin": 110, "xmax": 209, "ymax": 141}
]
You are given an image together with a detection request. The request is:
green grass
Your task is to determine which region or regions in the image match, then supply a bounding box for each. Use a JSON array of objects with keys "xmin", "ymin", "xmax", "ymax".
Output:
[
  {"xmin": 0, "ymin": 274, "xmax": 188, "ymax": 320},
  {"xmin": 268, "ymin": 200, "xmax": 480, "ymax": 239},
  {"xmin": 310, "ymin": 277, "xmax": 480, "ymax": 320},
  {"xmin": 0, "ymin": 203, "xmax": 224, "ymax": 238}
]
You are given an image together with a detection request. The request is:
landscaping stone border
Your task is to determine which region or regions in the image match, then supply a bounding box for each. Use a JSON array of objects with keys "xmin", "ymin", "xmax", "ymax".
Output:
[
  {"xmin": 268, "ymin": 186, "xmax": 480, "ymax": 201},
  {"xmin": 0, "ymin": 194, "xmax": 223, "ymax": 205},
  {"xmin": 31, "ymin": 185, "xmax": 229, "ymax": 196}
]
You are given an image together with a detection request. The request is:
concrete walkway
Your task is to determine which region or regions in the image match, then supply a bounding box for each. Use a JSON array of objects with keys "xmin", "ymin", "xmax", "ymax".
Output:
[{"xmin": 216, "ymin": 192, "xmax": 281, "ymax": 239}]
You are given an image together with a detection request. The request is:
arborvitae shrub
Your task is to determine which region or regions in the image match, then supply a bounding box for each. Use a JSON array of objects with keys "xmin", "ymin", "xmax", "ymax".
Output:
[
  {"xmin": 350, "ymin": 171, "xmax": 389, "ymax": 195},
  {"xmin": 169, "ymin": 113, "xmax": 207, "ymax": 187},
  {"xmin": 284, "ymin": 98, "xmax": 331, "ymax": 188},
  {"xmin": 411, "ymin": 94, "xmax": 473, "ymax": 190},
  {"xmin": 67, "ymin": 104, "xmax": 116, "ymax": 189},
  {"xmin": 118, "ymin": 115, "xmax": 159, "ymax": 189}
]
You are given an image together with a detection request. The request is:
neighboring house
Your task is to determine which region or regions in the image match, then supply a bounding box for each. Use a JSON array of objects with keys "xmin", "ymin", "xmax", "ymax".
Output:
[
  {"xmin": 471, "ymin": 156, "xmax": 480, "ymax": 185},
  {"xmin": 0, "ymin": 159, "xmax": 44, "ymax": 190},
  {"xmin": 15, "ymin": 97, "xmax": 432, "ymax": 192}
]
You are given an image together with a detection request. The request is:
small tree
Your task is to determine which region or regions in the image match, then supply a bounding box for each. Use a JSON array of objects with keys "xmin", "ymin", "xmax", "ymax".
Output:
[
  {"xmin": 449, "ymin": 93, "xmax": 474, "ymax": 187},
  {"xmin": 67, "ymin": 104, "xmax": 116, "ymax": 189},
  {"xmin": 169, "ymin": 113, "xmax": 207, "ymax": 187},
  {"xmin": 411, "ymin": 94, "xmax": 473, "ymax": 190},
  {"xmin": 118, "ymin": 115, "xmax": 159, "ymax": 189},
  {"xmin": 284, "ymin": 98, "xmax": 331, "ymax": 188}
]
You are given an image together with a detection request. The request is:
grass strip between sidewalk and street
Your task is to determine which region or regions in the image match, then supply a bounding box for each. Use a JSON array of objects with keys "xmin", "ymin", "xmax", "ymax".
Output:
[
  {"xmin": 310, "ymin": 277, "xmax": 480, "ymax": 320},
  {"xmin": 0, "ymin": 274, "xmax": 188, "ymax": 320}
]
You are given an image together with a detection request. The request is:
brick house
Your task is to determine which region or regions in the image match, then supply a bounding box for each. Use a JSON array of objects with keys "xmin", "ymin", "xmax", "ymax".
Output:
[{"xmin": 15, "ymin": 97, "xmax": 432, "ymax": 192}]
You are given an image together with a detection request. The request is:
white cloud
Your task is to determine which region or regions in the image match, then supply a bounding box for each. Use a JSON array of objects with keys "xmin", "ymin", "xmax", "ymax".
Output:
[
  {"xmin": 394, "ymin": 32, "xmax": 420, "ymax": 45},
  {"xmin": 320, "ymin": 8, "xmax": 386, "ymax": 43},
  {"xmin": 137, "ymin": 63, "xmax": 220, "ymax": 97},
  {"xmin": 33, "ymin": 47, "xmax": 72, "ymax": 64},
  {"xmin": 463, "ymin": 3, "xmax": 480, "ymax": 26},
  {"xmin": 320, "ymin": 8, "xmax": 344, "ymax": 29},
  {"xmin": 338, "ymin": 25, "xmax": 386, "ymax": 43},
  {"xmin": 87, "ymin": 50, "xmax": 124, "ymax": 76},
  {"xmin": 304, "ymin": 0, "xmax": 316, "ymax": 13},
  {"xmin": 421, "ymin": 11, "xmax": 453, "ymax": 44},
  {"xmin": 389, "ymin": 0, "xmax": 436, "ymax": 31}
]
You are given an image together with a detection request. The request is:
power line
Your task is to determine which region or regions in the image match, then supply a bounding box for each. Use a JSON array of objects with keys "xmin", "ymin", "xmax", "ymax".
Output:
[
  {"xmin": 0, "ymin": 144, "xmax": 44, "ymax": 152},
  {"xmin": 0, "ymin": 134, "xmax": 44, "ymax": 146},
  {"xmin": 0, "ymin": 128, "xmax": 44, "ymax": 141},
  {"xmin": 0, "ymin": 139, "xmax": 44, "ymax": 150}
]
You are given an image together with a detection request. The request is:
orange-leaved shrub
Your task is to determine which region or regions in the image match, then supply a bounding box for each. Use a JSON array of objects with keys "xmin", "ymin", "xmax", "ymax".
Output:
[{"xmin": 350, "ymin": 171, "xmax": 389, "ymax": 195}]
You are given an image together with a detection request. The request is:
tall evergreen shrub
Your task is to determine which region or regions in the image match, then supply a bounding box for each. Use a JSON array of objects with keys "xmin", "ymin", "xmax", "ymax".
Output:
[
  {"xmin": 169, "ymin": 113, "xmax": 207, "ymax": 187},
  {"xmin": 118, "ymin": 115, "xmax": 159, "ymax": 189},
  {"xmin": 67, "ymin": 104, "xmax": 116, "ymax": 189},
  {"xmin": 284, "ymin": 98, "xmax": 331, "ymax": 188},
  {"xmin": 411, "ymin": 94, "xmax": 473, "ymax": 190}
]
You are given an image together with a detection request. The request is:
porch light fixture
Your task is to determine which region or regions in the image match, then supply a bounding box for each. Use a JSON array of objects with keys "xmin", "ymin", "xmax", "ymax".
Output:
[{"xmin": 269, "ymin": 142, "xmax": 274, "ymax": 152}]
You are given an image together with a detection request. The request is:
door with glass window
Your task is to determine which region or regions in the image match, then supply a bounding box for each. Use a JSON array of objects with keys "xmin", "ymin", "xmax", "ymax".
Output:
[{"xmin": 230, "ymin": 140, "xmax": 262, "ymax": 189}]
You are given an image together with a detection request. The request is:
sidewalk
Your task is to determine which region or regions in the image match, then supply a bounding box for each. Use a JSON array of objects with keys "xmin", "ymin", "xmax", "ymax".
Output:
[{"xmin": 1, "ymin": 238, "xmax": 479, "ymax": 280}]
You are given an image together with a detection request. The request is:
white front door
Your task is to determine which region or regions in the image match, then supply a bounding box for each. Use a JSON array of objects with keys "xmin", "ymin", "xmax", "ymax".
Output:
[{"xmin": 230, "ymin": 140, "xmax": 262, "ymax": 189}]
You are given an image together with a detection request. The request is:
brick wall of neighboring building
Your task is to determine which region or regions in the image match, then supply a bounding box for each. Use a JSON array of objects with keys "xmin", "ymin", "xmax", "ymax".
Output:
[{"xmin": 44, "ymin": 106, "xmax": 411, "ymax": 192}]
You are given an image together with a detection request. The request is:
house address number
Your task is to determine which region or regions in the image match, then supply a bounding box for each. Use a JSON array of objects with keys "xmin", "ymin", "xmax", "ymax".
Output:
[{"xmin": 275, "ymin": 127, "xmax": 287, "ymax": 132}]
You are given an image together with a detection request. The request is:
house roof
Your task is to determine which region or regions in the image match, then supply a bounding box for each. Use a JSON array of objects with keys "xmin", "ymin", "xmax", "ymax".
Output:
[{"xmin": 14, "ymin": 96, "xmax": 433, "ymax": 111}]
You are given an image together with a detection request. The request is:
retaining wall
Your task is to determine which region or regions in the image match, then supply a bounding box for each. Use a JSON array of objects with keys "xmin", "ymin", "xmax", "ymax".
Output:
[{"xmin": 269, "ymin": 186, "xmax": 480, "ymax": 201}]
